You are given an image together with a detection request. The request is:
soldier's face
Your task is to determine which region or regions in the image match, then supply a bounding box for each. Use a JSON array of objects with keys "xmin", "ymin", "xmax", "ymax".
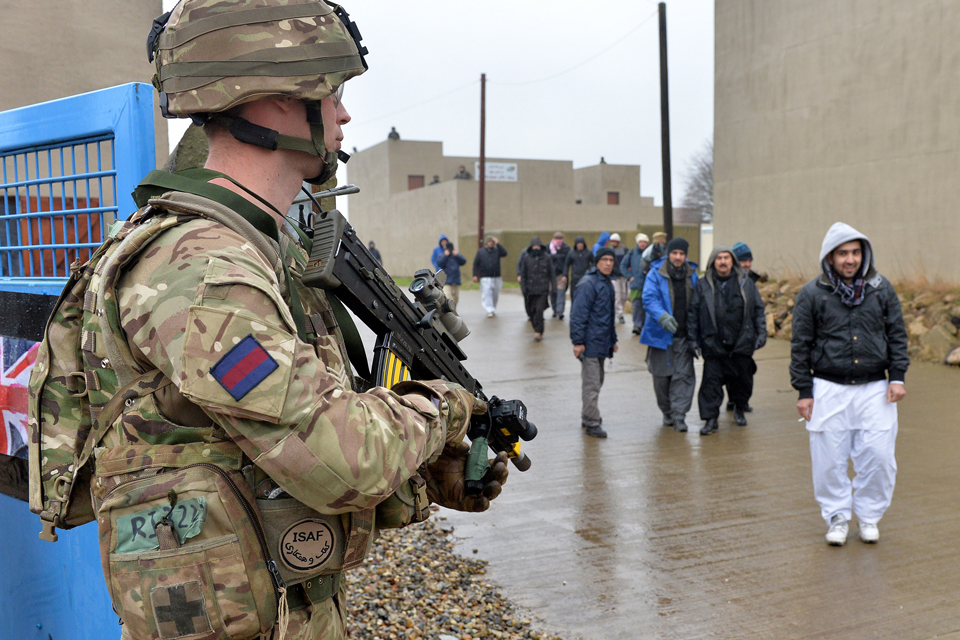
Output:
[
  {"xmin": 714, "ymin": 252, "xmax": 734, "ymax": 277},
  {"xmin": 320, "ymin": 95, "xmax": 351, "ymax": 152},
  {"xmin": 828, "ymin": 241, "xmax": 863, "ymax": 282},
  {"xmin": 597, "ymin": 256, "xmax": 615, "ymax": 276}
]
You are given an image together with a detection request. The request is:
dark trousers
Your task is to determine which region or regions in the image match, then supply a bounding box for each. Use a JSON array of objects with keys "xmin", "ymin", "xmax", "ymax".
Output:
[
  {"xmin": 524, "ymin": 293, "xmax": 550, "ymax": 333},
  {"xmin": 698, "ymin": 353, "xmax": 756, "ymax": 419}
]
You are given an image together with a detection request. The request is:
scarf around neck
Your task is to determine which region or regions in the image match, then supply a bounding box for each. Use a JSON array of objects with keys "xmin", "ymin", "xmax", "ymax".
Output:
[{"xmin": 827, "ymin": 268, "xmax": 866, "ymax": 307}]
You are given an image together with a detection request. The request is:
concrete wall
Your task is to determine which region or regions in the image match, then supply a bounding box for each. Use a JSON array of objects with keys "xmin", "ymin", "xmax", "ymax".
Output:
[
  {"xmin": 714, "ymin": 0, "xmax": 960, "ymax": 282},
  {"xmin": 1, "ymin": 0, "xmax": 167, "ymax": 167}
]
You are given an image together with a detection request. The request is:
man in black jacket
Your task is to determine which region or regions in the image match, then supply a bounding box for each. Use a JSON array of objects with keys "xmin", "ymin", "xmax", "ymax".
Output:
[
  {"xmin": 570, "ymin": 248, "xmax": 618, "ymax": 438},
  {"xmin": 518, "ymin": 236, "xmax": 556, "ymax": 341},
  {"xmin": 688, "ymin": 246, "xmax": 766, "ymax": 436},
  {"xmin": 790, "ymin": 222, "xmax": 909, "ymax": 547},
  {"xmin": 564, "ymin": 236, "xmax": 595, "ymax": 305},
  {"xmin": 473, "ymin": 235, "xmax": 508, "ymax": 317},
  {"xmin": 549, "ymin": 231, "xmax": 572, "ymax": 320}
]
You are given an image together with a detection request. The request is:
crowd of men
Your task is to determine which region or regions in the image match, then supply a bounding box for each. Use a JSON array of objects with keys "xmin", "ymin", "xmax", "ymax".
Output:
[{"xmin": 433, "ymin": 224, "xmax": 909, "ymax": 548}]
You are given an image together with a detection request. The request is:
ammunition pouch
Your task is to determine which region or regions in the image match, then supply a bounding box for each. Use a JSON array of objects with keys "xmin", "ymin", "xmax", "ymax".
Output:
[{"xmin": 374, "ymin": 475, "xmax": 430, "ymax": 529}]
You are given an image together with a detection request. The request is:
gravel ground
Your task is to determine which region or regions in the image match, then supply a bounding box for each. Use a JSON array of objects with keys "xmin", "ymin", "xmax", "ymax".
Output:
[{"xmin": 345, "ymin": 511, "xmax": 566, "ymax": 640}]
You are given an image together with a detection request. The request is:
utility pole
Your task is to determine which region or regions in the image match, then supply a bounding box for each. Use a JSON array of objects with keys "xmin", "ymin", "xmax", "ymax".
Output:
[
  {"xmin": 658, "ymin": 2, "xmax": 674, "ymax": 240},
  {"xmin": 478, "ymin": 73, "xmax": 486, "ymax": 249}
]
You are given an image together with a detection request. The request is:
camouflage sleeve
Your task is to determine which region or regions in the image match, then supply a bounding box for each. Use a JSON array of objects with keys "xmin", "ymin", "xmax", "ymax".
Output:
[{"xmin": 118, "ymin": 219, "xmax": 448, "ymax": 514}]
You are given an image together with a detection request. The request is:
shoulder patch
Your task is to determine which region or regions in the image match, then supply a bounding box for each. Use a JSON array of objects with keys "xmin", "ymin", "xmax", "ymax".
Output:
[{"xmin": 211, "ymin": 335, "xmax": 279, "ymax": 400}]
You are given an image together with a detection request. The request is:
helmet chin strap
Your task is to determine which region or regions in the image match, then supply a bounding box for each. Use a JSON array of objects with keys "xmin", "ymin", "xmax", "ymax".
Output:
[{"xmin": 210, "ymin": 100, "xmax": 339, "ymax": 185}]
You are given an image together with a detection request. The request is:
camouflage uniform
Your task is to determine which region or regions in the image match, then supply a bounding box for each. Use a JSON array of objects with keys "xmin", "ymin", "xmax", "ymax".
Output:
[{"xmin": 90, "ymin": 181, "xmax": 474, "ymax": 639}]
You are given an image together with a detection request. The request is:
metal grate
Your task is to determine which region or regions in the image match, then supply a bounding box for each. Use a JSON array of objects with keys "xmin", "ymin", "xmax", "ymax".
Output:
[{"xmin": 0, "ymin": 135, "xmax": 117, "ymax": 279}]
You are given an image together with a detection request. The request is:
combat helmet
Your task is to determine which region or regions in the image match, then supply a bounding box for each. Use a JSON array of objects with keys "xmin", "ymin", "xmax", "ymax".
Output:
[{"xmin": 147, "ymin": 0, "xmax": 368, "ymax": 184}]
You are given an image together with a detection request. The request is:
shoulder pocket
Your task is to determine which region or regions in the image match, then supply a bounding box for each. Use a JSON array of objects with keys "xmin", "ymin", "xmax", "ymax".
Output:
[
  {"xmin": 202, "ymin": 257, "xmax": 298, "ymax": 334},
  {"xmin": 180, "ymin": 305, "xmax": 295, "ymax": 423}
]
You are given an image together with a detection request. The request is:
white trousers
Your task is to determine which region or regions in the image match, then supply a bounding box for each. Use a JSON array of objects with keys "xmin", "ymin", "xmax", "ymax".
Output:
[
  {"xmin": 480, "ymin": 277, "xmax": 502, "ymax": 313},
  {"xmin": 807, "ymin": 378, "xmax": 898, "ymax": 525}
]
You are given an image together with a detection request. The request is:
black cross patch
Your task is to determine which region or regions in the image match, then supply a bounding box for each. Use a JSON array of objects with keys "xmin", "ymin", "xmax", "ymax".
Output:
[{"xmin": 150, "ymin": 581, "xmax": 212, "ymax": 639}]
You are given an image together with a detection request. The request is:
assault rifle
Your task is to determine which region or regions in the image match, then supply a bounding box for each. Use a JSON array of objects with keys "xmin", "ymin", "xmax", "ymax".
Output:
[{"xmin": 300, "ymin": 188, "xmax": 536, "ymax": 492}]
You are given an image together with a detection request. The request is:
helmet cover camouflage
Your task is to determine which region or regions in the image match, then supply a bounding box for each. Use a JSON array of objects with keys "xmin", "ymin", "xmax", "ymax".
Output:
[{"xmin": 152, "ymin": 0, "xmax": 368, "ymax": 117}]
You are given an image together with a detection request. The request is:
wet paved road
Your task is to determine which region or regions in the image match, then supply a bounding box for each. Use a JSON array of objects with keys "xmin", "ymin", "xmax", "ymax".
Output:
[{"xmin": 393, "ymin": 288, "xmax": 960, "ymax": 640}]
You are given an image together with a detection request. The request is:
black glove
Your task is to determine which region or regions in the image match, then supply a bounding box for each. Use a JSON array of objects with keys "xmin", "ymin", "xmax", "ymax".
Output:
[
  {"xmin": 688, "ymin": 342, "xmax": 701, "ymax": 359},
  {"xmin": 755, "ymin": 334, "xmax": 767, "ymax": 350}
]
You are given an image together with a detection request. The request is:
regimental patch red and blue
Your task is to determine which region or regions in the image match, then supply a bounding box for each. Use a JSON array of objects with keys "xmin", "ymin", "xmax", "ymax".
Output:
[{"xmin": 211, "ymin": 335, "xmax": 279, "ymax": 401}]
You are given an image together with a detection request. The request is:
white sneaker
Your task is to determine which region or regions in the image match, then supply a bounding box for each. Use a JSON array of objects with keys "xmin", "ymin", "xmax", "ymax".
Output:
[
  {"xmin": 487, "ymin": 312, "xmax": 495, "ymax": 318},
  {"xmin": 825, "ymin": 514, "xmax": 848, "ymax": 546},
  {"xmin": 859, "ymin": 522, "xmax": 879, "ymax": 543}
]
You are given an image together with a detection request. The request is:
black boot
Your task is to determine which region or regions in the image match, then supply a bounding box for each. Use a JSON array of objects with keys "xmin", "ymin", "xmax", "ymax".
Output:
[
  {"xmin": 699, "ymin": 418, "xmax": 719, "ymax": 436},
  {"xmin": 584, "ymin": 424, "xmax": 608, "ymax": 438},
  {"xmin": 734, "ymin": 408, "xmax": 748, "ymax": 426},
  {"xmin": 674, "ymin": 419, "xmax": 688, "ymax": 433},
  {"xmin": 726, "ymin": 401, "xmax": 734, "ymax": 411}
]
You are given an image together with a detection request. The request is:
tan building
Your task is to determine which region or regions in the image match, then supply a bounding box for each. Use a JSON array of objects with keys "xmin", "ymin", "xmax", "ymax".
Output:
[
  {"xmin": 715, "ymin": 1, "xmax": 960, "ymax": 282},
  {"xmin": 345, "ymin": 139, "xmax": 699, "ymax": 277},
  {"xmin": 1, "ymin": 0, "xmax": 167, "ymax": 166}
]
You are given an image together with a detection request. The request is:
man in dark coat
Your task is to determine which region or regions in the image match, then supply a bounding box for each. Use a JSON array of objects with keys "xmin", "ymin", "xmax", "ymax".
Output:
[
  {"xmin": 436, "ymin": 242, "xmax": 467, "ymax": 305},
  {"xmin": 549, "ymin": 231, "xmax": 572, "ymax": 320},
  {"xmin": 473, "ymin": 235, "xmax": 508, "ymax": 317},
  {"xmin": 687, "ymin": 245, "xmax": 766, "ymax": 436},
  {"xmin": 563, "ymin": 236, "xmax": 595, "ymax": 305},
  {"xmin": 518, "ymin": 236, "xmax": 555, "ymax": 341},
  {"xmin": 368, "ymin": 240, "xmax": 382, "ymax": 265},
  {"xmin": 570, "ymin": 247, "xmax": 618, "ymax": 438},
  {"xmin": 790, "ymin": 222, "xmax": 909, "ymax": 547}
]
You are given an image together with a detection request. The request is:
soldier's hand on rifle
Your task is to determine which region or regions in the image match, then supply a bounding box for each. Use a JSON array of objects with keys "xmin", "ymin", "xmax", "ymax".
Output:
[
  {"xmin": 422, "ymin": 441, "xmax": 509, "ymax": 513},
  {"xmin": 407, "ymin": 379, "xmax": 487, "ymax": 444}
]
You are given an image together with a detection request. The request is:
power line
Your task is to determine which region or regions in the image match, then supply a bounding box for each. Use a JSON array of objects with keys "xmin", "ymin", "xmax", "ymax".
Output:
[
  {"xmin": 489, "ymin": 9, "xmax": 658, "ymax": 87},
  {"xmin": 348, "ymin": 79, "xmax": 478, "ymax": 130}
]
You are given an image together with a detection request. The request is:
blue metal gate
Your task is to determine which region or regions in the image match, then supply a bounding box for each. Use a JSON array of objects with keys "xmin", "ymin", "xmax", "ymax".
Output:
[{"xmin": 0, "ymin": 83, "xmax": 156, "ymax": 639}]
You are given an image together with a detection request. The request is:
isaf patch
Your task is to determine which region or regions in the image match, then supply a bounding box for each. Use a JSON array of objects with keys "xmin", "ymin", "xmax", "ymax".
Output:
[{"xmin": 211, "ymin": 334, "xmax": 279, "ymax": 400}]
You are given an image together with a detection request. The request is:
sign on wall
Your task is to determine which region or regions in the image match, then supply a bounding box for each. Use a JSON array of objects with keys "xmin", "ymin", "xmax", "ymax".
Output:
[{"xmin": 474, "ymin": 161, "xmax": 518, "ymax": 182}]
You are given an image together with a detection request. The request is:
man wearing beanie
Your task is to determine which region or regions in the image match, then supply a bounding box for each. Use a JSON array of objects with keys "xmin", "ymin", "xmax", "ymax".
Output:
[
  {"xmin": 687, "ymin": 245, "xmax": 767, "ymax": 435},
  {"xmin": 622, "ymin": 233, "xmax": 651, "ymax": 335},
  {"xmin": 732, "ymin": 242, "xmax": 760, "ymax": 283},
  {"xmin": 791, "ymin": 222, "xmax": 909, "ymax": 546},
  {"xmin": 570, "ymin": 247, "xmax": 618, "ymax": 438},
  {"xmin": 640, "ymin": 236, "xmax": 698, "ymax": 431},
  {"xmin": 518, "ymin": 236, "xmax": 556, "ymax": 340}
]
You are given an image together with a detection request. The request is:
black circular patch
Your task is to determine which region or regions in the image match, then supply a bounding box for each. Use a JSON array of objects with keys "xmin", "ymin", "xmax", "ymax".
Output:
[{"xmin": 279, "ymin": 519, "xmax": 336, "ymax": 573}]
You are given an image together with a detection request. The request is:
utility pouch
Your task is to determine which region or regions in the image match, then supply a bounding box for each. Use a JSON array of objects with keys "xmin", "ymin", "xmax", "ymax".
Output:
[
  {"xmin": 374, "ymin": 475, "xmax": 430, "ymax": 529},
  {"xmin": 98, "ymin": 463, "xmax": 279, "ymax": 640},
  {"xmin": 256, "ymin": 497, "xmax": 346, "ymax": 589}
]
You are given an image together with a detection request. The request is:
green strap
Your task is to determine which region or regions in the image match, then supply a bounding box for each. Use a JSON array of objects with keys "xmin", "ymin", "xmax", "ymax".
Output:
[
  {"xmin": 132, "ymin": 170, "xmax": 309, "ymax": 342},
  {"xmin": 325, "ymin": 293, "xmax": 371, "ymax": 382}
]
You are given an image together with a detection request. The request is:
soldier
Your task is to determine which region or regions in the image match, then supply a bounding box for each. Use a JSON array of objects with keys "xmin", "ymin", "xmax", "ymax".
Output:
[{"xmin": 63, "ymin": 3, "xmax": 508, "ymax": 638}]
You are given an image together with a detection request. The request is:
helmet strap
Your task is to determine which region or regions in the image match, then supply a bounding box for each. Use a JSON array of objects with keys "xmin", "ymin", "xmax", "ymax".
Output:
[{"xmin": 210, "ymin": 106, "xmax": 338, "ymax": 185}]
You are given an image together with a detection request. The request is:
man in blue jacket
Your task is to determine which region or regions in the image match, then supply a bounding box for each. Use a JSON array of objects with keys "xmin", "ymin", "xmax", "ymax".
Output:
[
  {"xmin": 431, "ymin": 234, "xmax": 449, "ymax": 272},
  {"xmin": 570, "ymin": 248, "xmax": 618, "ymax": 438},
  {"xmin": 641, "ymin": 237, "xmax": 698, "ymax": 432}
]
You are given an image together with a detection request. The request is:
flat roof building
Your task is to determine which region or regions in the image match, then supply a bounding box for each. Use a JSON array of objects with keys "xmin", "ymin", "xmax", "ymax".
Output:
[{"xmin": 345, "ymin": 139, "xmax": 698, "ymax": 277}]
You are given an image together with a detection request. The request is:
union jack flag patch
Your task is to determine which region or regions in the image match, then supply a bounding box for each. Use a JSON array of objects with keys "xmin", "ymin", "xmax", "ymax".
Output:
[{"xmin": 211, "ymin": 335, "xmax": 279, "ymax": 401}]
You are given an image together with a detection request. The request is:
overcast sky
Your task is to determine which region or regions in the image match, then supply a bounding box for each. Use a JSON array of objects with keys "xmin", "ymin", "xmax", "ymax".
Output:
[{"xmin": 164, "ymin": 0, "xmax": 714, "ymax": 206}]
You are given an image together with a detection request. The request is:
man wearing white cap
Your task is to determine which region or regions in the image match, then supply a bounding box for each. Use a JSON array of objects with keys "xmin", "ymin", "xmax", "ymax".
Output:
[
  {"xmin": 607, "ymin": 233, "xmax": 628, "ymax": 323},
  {"xmin": 791, "ymin": 222, "xmax": 909, "ymax": 546}
]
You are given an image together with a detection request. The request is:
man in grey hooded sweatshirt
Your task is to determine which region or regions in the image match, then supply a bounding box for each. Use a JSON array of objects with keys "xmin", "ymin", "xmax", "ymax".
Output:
[{"xmin": 790, "ymin": 222, "xmax": 909, "ymax": 547}]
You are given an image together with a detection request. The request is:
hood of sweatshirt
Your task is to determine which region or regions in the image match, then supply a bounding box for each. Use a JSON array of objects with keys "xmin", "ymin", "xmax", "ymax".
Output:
[{"xmin": 818, "ymin": 222, "xmax": 876, "ymax": 282}]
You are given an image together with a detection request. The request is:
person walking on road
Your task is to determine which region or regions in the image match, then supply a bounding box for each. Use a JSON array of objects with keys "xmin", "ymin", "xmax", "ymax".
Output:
[
  {"xmin": 564, "ymin": 236, "xmax": 594, "ymax": 306},
  {"xmin": 473, "ymin": 235, "xmax": 508, "ymax": 317},
  {"xmin": 622, "ymin": 233, "xmax": 650, "ymax": 335},
  {"xmin": 641, "ymin": 237, "xmax": 698, "ymax": 432},
  {"xmin": 791, "ymin": 222, "xmax": 909, "ymax": 547},
  {"xmin": 518, "ymin": 236, "xmax": 555, "ymax": 341},
  {"xmin": 431, "ymin": 234, "xmax": 449, "ymax": 272},
  {"xmin": 607, "ymin": 233, "xmax": 628, "ymax": 324},
  {"xmin": 549, "ymin": 231, "xmax": 572, "ymax": 320},
  {"xmin": 368, "ymin": 240, "xmax": 382, "ymax": 265},
  {"xmin": 436, "ymin": 242, "xmax": 467, "ymax": 306},
  {"xmin": 687, "ymin": 245, "xmax": 766, "ymax": 436},
  {"xmin": 570, "ymin": 248, "xmax": 618, "ymax": 439}
]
